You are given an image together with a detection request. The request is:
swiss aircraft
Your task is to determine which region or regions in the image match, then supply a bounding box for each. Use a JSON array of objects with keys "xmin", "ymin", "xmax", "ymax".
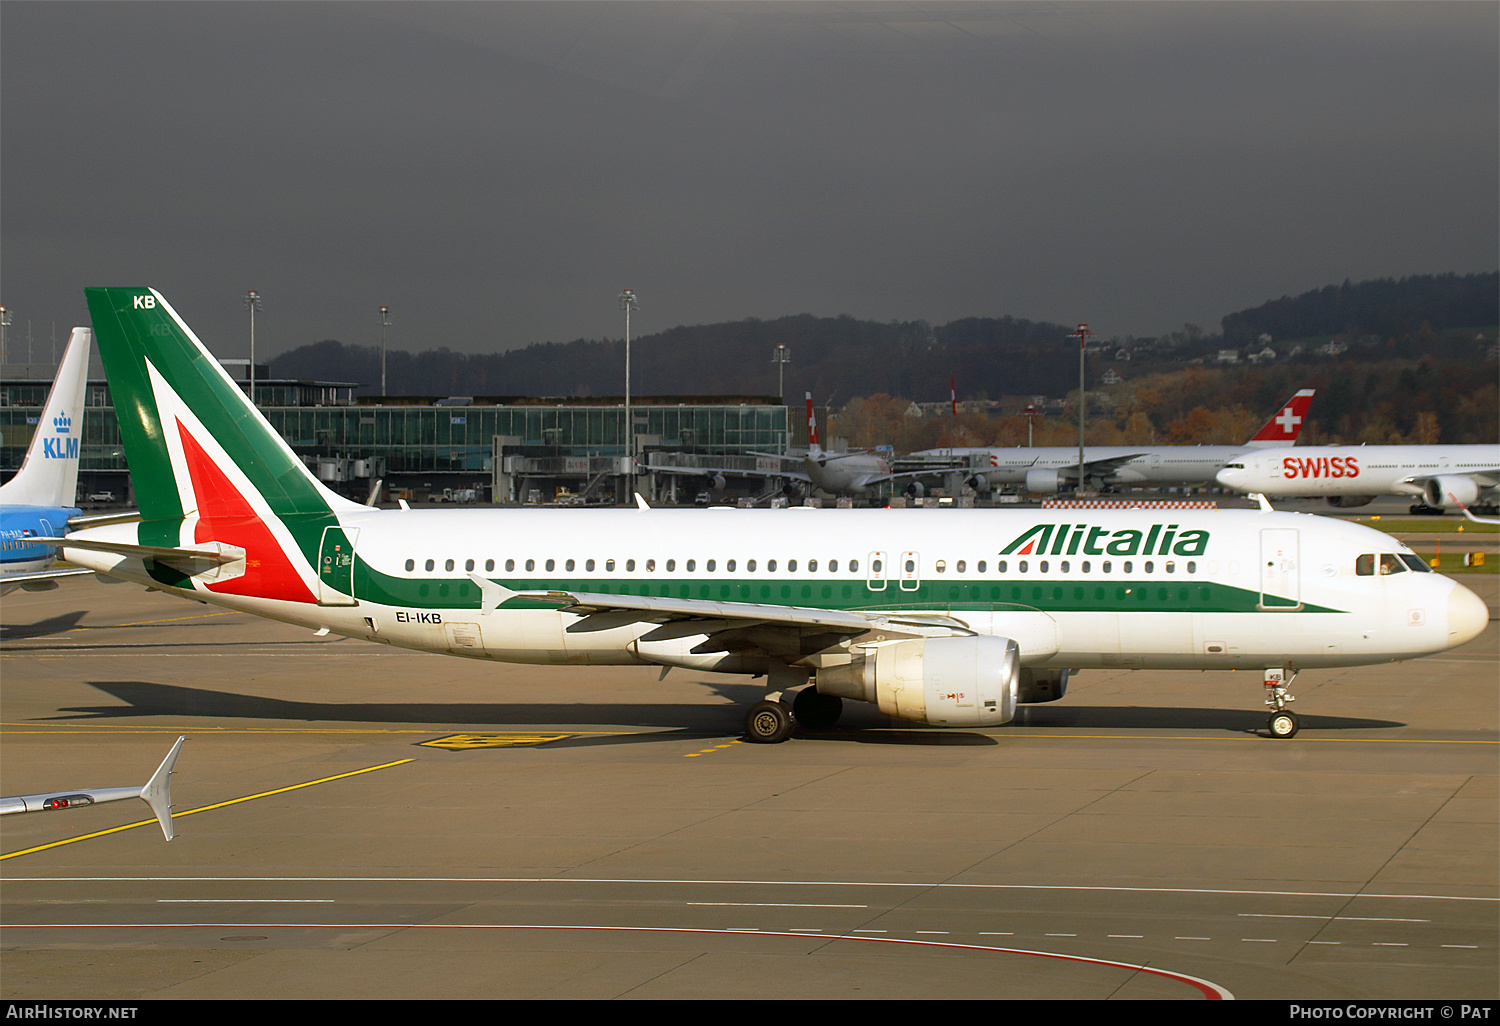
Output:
[
  {"xmin": 54, "ymin": 289, "xmax": 1487, "ymax": 743},
  {"xmin": 904, "ymin": 390, "xmax": 1315, "ymax": 494},
  {"xmin": 1217, "ymin": 444, "xmax": 1500, "ymax": 513},
  {"xmin": 0, "ymin": 328, "xmax": 95, "ymax": 595}
]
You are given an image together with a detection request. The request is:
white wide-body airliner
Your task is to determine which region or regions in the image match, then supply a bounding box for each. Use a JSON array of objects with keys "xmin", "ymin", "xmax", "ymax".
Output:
[
  {"xmin": 1217, "ymin": 444, "xmax": 1500, "ymax": 513},
  {"xmin": 55, "ymin": 289, "xmax": 1488, "ymax": 743},
  {"xmin": 905, "ymin": 389, "xmax": 1315, "ymax": 494}
]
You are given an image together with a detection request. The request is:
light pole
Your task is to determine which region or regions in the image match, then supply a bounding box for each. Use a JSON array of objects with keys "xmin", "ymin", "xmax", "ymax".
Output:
[
  {"xmin": 772, "ymin": 343, "xmax": 790, "ymax": 452},
  {"xmin": 244, "ymin": 290, "xmax": 262, "ymax": 404},
  {"xmin": 1069, "ymin": 323, "xmax": 1093, "ymax": 495},
  {"xmin": 378, "ymin": 306, "xmax": 393, "ymax": 397},
  {"xmin": 0, "ymin": 307, "xmax": 9, "ymax": 368},
  {"xmin": 618, "ymin": 289, "xmax": 638, "ymax": 503}
]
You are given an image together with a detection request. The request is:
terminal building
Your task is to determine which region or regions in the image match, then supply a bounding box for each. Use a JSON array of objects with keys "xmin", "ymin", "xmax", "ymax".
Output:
[{"xmin": 1, "ymin": 359, "xmax": 806, "ymax": 507}]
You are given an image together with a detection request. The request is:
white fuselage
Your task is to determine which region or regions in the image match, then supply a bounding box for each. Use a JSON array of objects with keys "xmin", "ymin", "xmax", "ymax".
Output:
[
  {"xmin": 907, "ymin": 445, "xmax": 1267, "ymax": 488},
  {"xmin": 1217, "ymin": 445, "xmax": 1500, "ymax": 500},
  {"xmin": 63, "ymin": 507, "xmax": 1486, "ymax": 676}
]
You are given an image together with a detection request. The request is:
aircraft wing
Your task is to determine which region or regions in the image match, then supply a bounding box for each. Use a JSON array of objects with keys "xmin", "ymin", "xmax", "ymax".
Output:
[
  {"xmin": 469, "ymin": 576, "xmax": 971, "ymax": 640},
  {"xmin": 39, "ymin": 536, "xmax": 246, "ymax": 573}
]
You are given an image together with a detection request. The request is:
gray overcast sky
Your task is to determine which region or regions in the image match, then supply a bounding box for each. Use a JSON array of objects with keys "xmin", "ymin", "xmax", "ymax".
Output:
[{"xmin": 2, "ymin": 1, "xmax": 1496, "ymax": 364}]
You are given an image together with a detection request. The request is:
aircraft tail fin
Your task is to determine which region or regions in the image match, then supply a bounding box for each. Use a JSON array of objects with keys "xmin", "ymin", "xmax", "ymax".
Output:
[
  {"xmin": 0, "ymin": 327, "xmax": 91, "ymax": 508},
  {"xmin": 805, "ymin": 392, "xmax": 820, "ymax": 452},
  {"xmin": 82, "ymin": 288, "xmax": 365, "ymax": 524},
  {"xmin": 139, "ymin": 735, "xmax": 186, "ymax": 841},
  {"xmin": 1244, "ymin": 389, "xmax": 1315, "ymax": 448}
]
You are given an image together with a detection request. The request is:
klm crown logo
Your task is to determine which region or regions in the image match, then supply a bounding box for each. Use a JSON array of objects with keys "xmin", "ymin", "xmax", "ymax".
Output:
[{"xmin": 42, "ymin": 413, "xmax": 80, "ymax": 460}]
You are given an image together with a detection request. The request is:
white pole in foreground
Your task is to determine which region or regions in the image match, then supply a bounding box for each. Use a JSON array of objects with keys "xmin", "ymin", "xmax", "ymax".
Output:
[{"xmin": 619, "ymin": 289, "xmax": 638, "ymax": 504}]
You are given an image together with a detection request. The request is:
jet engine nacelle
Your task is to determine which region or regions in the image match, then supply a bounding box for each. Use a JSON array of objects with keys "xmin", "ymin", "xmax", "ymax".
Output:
[
  {"xmin": 1424, "ymin": 475, "xmax": 1480, "ymax": 509},
  {"xmin": 1325, "ymin": 495, "xmax": 1376, "ymax": 509},
  {"xmin": 904, "ymin": 481, "xmax": 926, "ymax": 499},
  {"xmin": 1025, "ymin": 468, "xmax": 1064, "ymax": 494},
  {"xmin": 1016, "ymin": 667, "xmax": 1070, "ymax": 704},
  {"xmin": 814, "ymin": 635, "xmax": 1019, "ymax": 727},
  {"xmin": 704, "ymin": 473, "xmax": 726, "ymax": 492}
]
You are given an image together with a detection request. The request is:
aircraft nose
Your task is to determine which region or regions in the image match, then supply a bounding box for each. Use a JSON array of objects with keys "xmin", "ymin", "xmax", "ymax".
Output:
[
  {"xmin": 1447, "ymin": 583, "xmax": 1490, "ymax": 648},
  {"xmin": 1215, "ymin": 467, "xmax": 1242, "ymax": 488}
]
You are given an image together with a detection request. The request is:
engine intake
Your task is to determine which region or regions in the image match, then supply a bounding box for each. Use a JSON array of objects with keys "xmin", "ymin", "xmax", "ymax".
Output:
[
  {"xmin": 1025, "ymin": 468, "xmax": 1064, "ymax": 494},
  {"xmin": 1424, "ymin": 475, "xmax": 1479, "ymax": 509},
  {"xmin": 814, "ymin": 635, "xmax": 1019, "ymax": 726}
]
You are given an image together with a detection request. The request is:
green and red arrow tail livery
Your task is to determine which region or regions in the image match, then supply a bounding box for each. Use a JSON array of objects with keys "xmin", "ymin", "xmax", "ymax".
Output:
[{"xmin": 83, "ymin": 287, "xmax": 366, "ymax": 601}]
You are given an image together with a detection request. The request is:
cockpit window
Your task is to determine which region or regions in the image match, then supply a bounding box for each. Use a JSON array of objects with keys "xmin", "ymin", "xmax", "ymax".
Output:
[
  {"xmin": 1378, "ymin": 553, "xmax": 1407, "ymax": 575},
  {"xmin": 1398, "ymin": 553, "xmax": 1433, "ymax": 573},
  {"xmin": 1356, "ymin": 553, "xmax": 1374, "ymax": 576}
]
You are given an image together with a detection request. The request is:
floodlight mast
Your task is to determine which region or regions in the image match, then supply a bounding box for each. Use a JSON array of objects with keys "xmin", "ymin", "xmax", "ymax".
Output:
[
  {"xmin": 619, "ymin": 289, "xmax": 638, "ymax": 504},
  {"xmin": 1069, "ymin": 323, "xmax": 1093, "ymax": 496},
  {"xmin": 378, "ymin": 306, "xmax": 393, "ymax": 397},
  {"xmin": 244, "ymin": 290, "xmax": 262, "ymax": 404},
  {"xmin": 772, "ymin": 343, "xmax": 791, "ymax": 452}
]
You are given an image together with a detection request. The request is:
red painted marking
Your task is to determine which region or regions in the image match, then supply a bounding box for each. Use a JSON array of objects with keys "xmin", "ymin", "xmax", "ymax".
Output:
[{"xmin": 177, "ymin": 420, "xmax": 317, "ymax": 603}]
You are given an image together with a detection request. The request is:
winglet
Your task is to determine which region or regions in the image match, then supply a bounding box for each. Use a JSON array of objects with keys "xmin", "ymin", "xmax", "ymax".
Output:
[
  {"xmin": 139, "ymin": 736, "xmax": 186, "ymax": 841},
  {"xmin": 635, "ymin": 493, "xmax": 651, "ymax": 510},
  {"xmin": 1249, "ymin": 492, "xmax": 1275, "ymax": 512}
]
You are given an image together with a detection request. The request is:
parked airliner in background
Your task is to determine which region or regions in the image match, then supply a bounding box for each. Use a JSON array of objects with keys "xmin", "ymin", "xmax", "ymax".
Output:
[
  {"xmin": 53, "ymin": 290, "xmax": 1486, "ymax": 744},
  {"xmin": 0, "ymin": 327, "xmax": 95, "ymax": 595},
  {"xmin": 904, "ymin": 389, "xmax": 1315, "ymax": 494},
  {"xmin": 1217, "ymin": 444, "xmax": 1500, "ymax": 513}
]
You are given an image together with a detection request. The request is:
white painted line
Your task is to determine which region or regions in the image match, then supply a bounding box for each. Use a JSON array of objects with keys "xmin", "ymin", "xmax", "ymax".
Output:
[
  {"xmin": 1108, "ymin": 934, "xmax": 1143, "ymax": 939},
  {"xmin": 686, "ymin": 902, "xmax": 866, "ymax": 908},
  {"xmin": 1239, "ymin": 913, "xmax": 1429, "ymax": 923},
  {"xmin": 156, "ymin": 899, "xmax": 334, "ymax": 903}
]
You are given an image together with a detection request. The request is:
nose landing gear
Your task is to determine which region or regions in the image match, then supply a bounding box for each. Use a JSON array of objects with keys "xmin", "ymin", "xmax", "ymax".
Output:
[{"xmin": 1264, "ymin": 667, "xmax": 1299, "ymax": 738}]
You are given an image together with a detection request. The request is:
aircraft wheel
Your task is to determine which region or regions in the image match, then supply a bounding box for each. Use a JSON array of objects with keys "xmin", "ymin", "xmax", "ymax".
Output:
[
  {"xmin": 793, "ymin": 687, "xmax": 843, "ymax": 730},
  {"xmin": 745, "ymin": 700, "xmax": 795, "ymax": 744},
  {"xmin": 1268, "ymin": 710, "xmax": 1300, "ymax": 739}
]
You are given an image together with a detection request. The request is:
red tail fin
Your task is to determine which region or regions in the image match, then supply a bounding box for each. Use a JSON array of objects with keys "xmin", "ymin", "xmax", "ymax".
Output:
[
  {"xmin": 1247, "ymin": 389, "xmax": 1315, "ymax": 447},
  {"xmin": 805, "ymin": 392, "xmax": 819, "ymax": 448}
]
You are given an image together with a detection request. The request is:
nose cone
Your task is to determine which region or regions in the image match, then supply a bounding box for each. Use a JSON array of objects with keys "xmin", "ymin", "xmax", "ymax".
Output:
[
  {"xmin": 1447, "ymin": 583, "xmax": 1490, "ymax": 648},
  {"xmin": 1215, "ymin": 466, "xmax": 1246, "ymax": 490}
]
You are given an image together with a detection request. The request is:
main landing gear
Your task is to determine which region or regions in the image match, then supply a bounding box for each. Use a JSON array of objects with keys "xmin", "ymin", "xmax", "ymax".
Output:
[
  {"xmin": 1264, "ymin": 667, "xmax": 1300, "ymax": 738},
  {"xmin": 743, "ymin": 686, "xmax": 844, "ymax": 744}
]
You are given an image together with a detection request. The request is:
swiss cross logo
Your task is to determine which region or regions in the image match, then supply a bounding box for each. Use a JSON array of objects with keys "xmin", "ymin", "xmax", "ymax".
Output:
[{"xmin": 1275, "ymin": 406, "xmax": 1301, "ymax": 434}]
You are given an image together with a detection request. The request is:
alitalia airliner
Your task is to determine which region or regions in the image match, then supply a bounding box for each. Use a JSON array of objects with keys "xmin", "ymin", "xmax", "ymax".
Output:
[{"xmin": 51, "ymin": 289, "xmax": 1489, "ymax": 742}]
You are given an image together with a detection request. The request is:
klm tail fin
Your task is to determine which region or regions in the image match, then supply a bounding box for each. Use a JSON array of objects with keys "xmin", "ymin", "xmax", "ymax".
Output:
[
  {"xmin": 0, "ymin": 327, "xmax": 91, "ymax": 508},
  {"xmin": 83, "ymin": 288, "xmax": 363, "ymax": 523},
  {"xmin": 1245, "ymin": 389, "xmax": 1315, "ymax": 448}
]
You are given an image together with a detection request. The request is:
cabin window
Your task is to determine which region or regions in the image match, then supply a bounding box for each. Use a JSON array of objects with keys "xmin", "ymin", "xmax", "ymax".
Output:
[
  {"xmin": 666, "ymin": 559, "xmax": 676, "ymax": 572},
  {"xmin": 485, "ymin": 559, "xmax": 495, "ymax": 572},
  {"xmin": 829, "ymin": 559, "xmax": 838, "ymax": 572},
  {"xmin": 1165, "ymin": 561, "xmax": 1175, "ymax": 574},
  {"xmin": 935, "ymin": 560, "xmax": 946, "ymax": 573},
  {"xmin": 1123, "ymin": 561, "xmax": 1132, "ymax": 574},
  {"xmin": 646, "ymin": 559, "xmax": 656, "ymax": 572},
  {"xmin": 726, "ymin": 559, "xmax": 735, "ymax": 572},
  {"xmin": 1103, "ymin": 561, "xmax": 1111, "ymax": 573},
  {"xmin": 606, "ymin": 559, "xmax": 615, "ymax": 571},
  {"xmin": 687, "ymin": 559, "xmax": 696, "ymax": 572},
  {"xmin": 544, "ymin": 559, "xmax": 555, "ymax": 572},
  {"xmin": 425, "ymin": 559, "xmax": 435, "ymax": 572},
  {"xmin": 1186, "ymin": 561, "xmax": 1196, "ymax": 574},
  {"xmin": 748, "ymin": 559, "xmax": 756, "ymax": 572},
  {"xmin": 443, "ymin": 558, "xmax": 454, "ymax": 571},
  {"xmin": 565, "ymin": 559, "xmax": 575, "ymax": 572},
  {"xmin": 1144, "ymin": 561, "xmax": 1154, "ymax": 574},
  {"xmin": 706, "ymin": 559, "xmax": 715, "ymax": 572},
  {"xmin": 1081, "ymin": 561, "xmax": 1091, "ymax": 573},
  {"xmin": 626, "ymin": 559, "xmax": 635, "ymax": 571},
  {"xmin": 1059, "ymin": 561, "xmax": 1069, "ymax": 573},
  {"xmin": 978, "ymin": 560, "xmax": 986, "ymax": 573},
  {"xmin": 505, "ymin": 559, "xmax": 515, "ymax": 572},
  {"xmin": 405, "ymin": 559, "xmax": 415, "ymax": 571},
  {"xmin": 808, "ymin": 559, "xmax": 817, "ymax": 572},
  {"xmin": 871, "ymin": 559, "xmax": 881, "ymax": 573},
  {"xmin": 526, "ymin": 559, "xmax": 535, "ymax": 571},
  {"xmin": 849, "ymin": 559, "xmax": 858, "ymax": 573},
  {"xmin": 788, "ymin": 559, "xmax": 797, "ymax": 572},
  {"xmin": 1039, "ymin": 560, "xmax": 1049, "ymax": 573},
  {"xmin": 768, "ymin": 559, "xmax": 777, "ymax": 572},
  {"xmin": 585, "ymin": 558, "xmax": 595, "ymax": 572},
  {"xmin": 956, "ymin": 560, "xmax": 966, "ymax": 573}
]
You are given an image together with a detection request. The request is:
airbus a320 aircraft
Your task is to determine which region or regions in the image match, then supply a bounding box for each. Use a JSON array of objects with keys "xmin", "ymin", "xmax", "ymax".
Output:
[
  {"xmin": 905, "ymin": 389, "xmax": 1315, "ymax": 494},
  {"xmin": 0, "ymin": 327, "xmax": 95, "ymax": 595},
  {"xmin": 55, "ymin": 290, "xmax": 1486, "ymax": 743},
  {"xmin": 1217, "ymin": 444, "xmax": 1500, "ymax": 513}
]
